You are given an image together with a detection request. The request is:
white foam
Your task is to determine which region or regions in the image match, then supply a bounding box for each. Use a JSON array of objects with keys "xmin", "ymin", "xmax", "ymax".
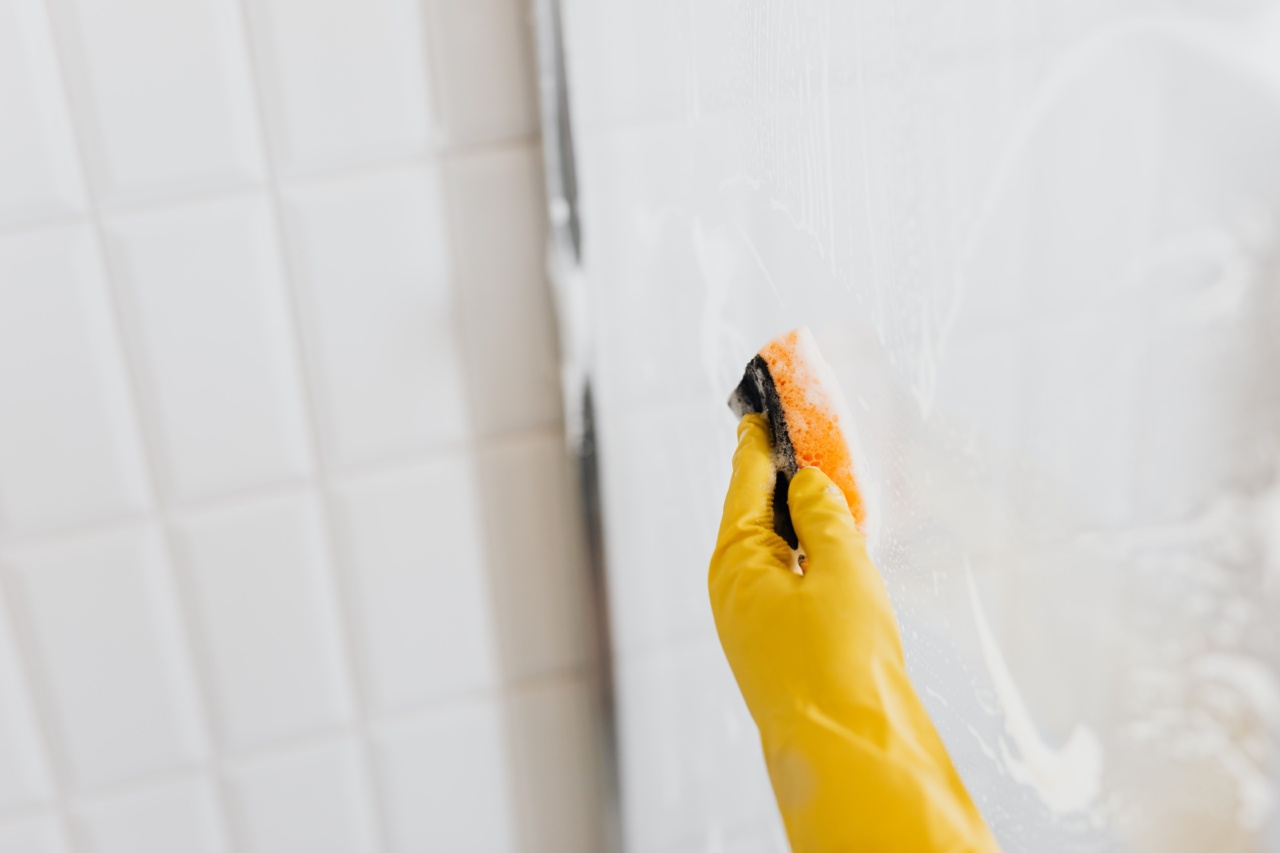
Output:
[
  {"xmin": 966, "ymin": 565, "xmax": 1105, "ymax": 817},
  {"xmin": 789, "ymin": 326, "xmax": 879, "ymax": 542}
]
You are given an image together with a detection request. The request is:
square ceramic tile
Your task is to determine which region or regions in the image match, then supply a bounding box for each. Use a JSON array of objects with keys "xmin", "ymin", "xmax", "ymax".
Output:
[
  {"xmin": 507, "ymin": 677, "xmax": 603, "ymax": 853},
  {"xmin": 74, "ymin": 776, "xmax": 229, "ymax": 853},
  {"xmin": 615, "ymin": 642, "xmax": 777, "ymax": 853},
  {"xmin": 599, "ymin": 401, "xmax": 725, "ymax": 656},
  {"xmin": 48, "ymin": 0, "xmax": 264, "ymax": 206},
  {"xmin": 0, "ymin": 226, "xmax": 150, "ymax": 536},
  {"xmin": 568, "ymin": 124, "xmax": 740, "ymax": 409},
  {"xmin": 373, "ymin": 699, "xmax": 517, "ymax": 853},
  {"xmin": 171, "ymin": 493, "xmax": 352, "ymax": 751},
  {"xmin": 330, "ymin": 452, "xmax": 498, "ymax": 713},
  {"xmin": 476, "ymin": 432, "xmax": 590, "ymax": 679},
  {"xmin": 0, "ymin": 587, "xmax": 52, "ymax": 811},
  {"xmin": 246, "ymin": 0, "xmax": 432, "ymax": 175},
  {"xmin": 443, "ymin": 145, "xmax": 561, "ymax": 436},
  {"xmin": 556, "ymin": 0, "xmax": 688, "ymax": 132},
  {"xmin": 5, "ymin": 525, "xmax": 207, "ymax": 790},
  {"xmin": 0, "ymin": 0, "xmax": 87, "ymax": 230},
  {"xmin": 426, "ymin": 0, "xmax": 537, "ymax": 147},
  {"xmin": 104, "ymin": 195, "xmax": 312, "ymax": 504},
  {"xmin": 0, "ymin": 814, "xmax": 69, "ymax": 853},
  {"xmin": 228, "ymin": 739, "xmax": 378, "ymax": 853},
  {"xmin": 281, "ymin": 167, "xmax": 469, "ymax": 468}
]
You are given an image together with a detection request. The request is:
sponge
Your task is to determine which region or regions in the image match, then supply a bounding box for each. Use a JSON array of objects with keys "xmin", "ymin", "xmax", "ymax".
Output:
[{"xmin": 728, "ymin": 327, "xmax": 869, "ymax": 549}]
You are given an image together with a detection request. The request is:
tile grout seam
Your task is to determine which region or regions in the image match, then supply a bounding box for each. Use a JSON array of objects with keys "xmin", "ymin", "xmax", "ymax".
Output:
[
  {"xmin": 0, "ymin": 660, "xmax": 595, "ymax": 830},
  {"xmin": 226, "ymin": 0, "xmax": 424, "ymax": 848},
  {"xmin": 25, "ymin": 1, "xmax": 243, "ymax": 850},
  {"xmin": 0, "ymin": 420, "xmax": 572, "ymax": 552},
  {"xmin": 0, "ymin": 134, "xmax": 544, "ymax": 247}
]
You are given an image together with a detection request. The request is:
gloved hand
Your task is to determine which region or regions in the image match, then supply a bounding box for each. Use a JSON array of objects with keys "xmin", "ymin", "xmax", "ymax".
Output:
[{"xmin": 709, "ymin": 413, "xmax": 1001, "ymax": 853}]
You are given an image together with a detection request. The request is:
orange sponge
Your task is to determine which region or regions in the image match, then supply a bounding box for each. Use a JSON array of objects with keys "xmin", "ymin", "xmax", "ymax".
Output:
[{"xmin": 728, "ymin": 327, "xmax": 868, "ymax": 547}]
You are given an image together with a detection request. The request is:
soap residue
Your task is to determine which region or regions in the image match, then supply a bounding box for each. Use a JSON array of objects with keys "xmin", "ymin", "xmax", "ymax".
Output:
[
  {"xmin": 966, "ymin": 566, "xmax": 1106, "ymax": 816},
  {"xmin": 1188, "ymin": 653, "xmax": 1280, "ymax": 829}
]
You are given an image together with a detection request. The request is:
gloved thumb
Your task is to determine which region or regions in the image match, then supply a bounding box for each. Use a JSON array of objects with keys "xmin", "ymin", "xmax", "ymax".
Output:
[
  {"xmin": 718, "ymin": 414, "xmax": 776, "ymax": 534},
  {"xmin": 711, "ymin": 414, "xmax": 791, "ymax": 588},
  {"xmin": 789, "ymin": 466, "xmax": 862, "ymax": 571}
]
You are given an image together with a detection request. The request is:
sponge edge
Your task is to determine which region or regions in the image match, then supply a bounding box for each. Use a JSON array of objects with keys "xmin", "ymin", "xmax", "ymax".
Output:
[{"xmin": 728, "ymin": 327, "xmax": 870, "ymax": 547}]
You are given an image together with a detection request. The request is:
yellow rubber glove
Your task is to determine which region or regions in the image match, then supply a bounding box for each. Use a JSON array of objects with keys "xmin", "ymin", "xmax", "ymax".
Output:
[{"xmin": 709, "ymin": 414, "xmax": 1001, "ymax": 853}]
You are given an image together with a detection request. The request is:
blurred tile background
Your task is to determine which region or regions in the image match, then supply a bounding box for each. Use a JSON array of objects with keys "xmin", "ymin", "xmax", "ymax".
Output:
[{"xmin": 0, "ymin": 0, "xmax": 602, "ymax": 850}]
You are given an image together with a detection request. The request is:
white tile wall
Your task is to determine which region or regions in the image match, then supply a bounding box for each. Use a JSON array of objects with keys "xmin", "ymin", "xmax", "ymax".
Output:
[
  {"xmin": 372, "ymin": 698, "xmax": 517, "ymax": 853},
  {"xmin": 425, "ymin": 0, "xmax": 538, "ymax": 148},
  {"xmin": 228, "ymin": 740, "xmax": 378, "ymax": 853},
  {"xmin": 477, "ymin": 432, "xmax": 590, "ymax": 679},
  {"xmin": 506, "ymin": 677, "xmax": 604, "ymax": 853},
  {"xmin": 0, "ymin": 1, "xmax": 601, "ymax": 851},
  {"xmin": 330, "ymin": 454, "xmax": 498, "ymax": 714},
  {"xmin": 245, "ymin": 0, "xmax": 433, "ymax": 176},
  {"xmin": 0, "ymin": 814, "xmax": 69, "ymax": 853},
  {"xmin": 0, "ymin": 0, "xmax": 86, "ymax": 230},
  {"xmin": 74, "ymin": 777, "xmax": 230, "ymax": 853},
  {"xmin": 5, "ymin": 526, "xmax": 207, "ymax": 790},
  {"xmin": 0, "ymin": 589, "xmax": 52, "ymax": 811},
  {"xmin": 0, "ymin": 226, "xmax": 149, "ymax": 536},
  {"xmin": 171, "ymin": 494, "xmax": 352, "ymax": 750},
  {"xmin": 615, "ymin": 643, "xmax": 780, "ymax": 853},
  {"xmin": 281, "ymin": 166, "xmax": 468, "ymax": 468},
  {"xmin": 104, "ymin": 196, "xmax": 312, "ymax": 503},
  {"xmin": 48, "ymin": 0, "xmax": 265, "ymax": 206},
  {"xmin": 444, "ymin": 145, "xmax": 562, "ymax": 437}
]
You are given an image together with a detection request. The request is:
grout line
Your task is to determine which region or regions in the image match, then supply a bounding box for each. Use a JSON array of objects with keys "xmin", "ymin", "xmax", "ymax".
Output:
[
  {"xmin": 33, "ymin": 3, "xmax": 264, "ymax": 852},
  {"xmin": 0, "ymin": 662, "xmax": 595, "ymax": 832},
  {"xmin": 0, "ymin": 803, "xmax": 58, "ymax": 832},
  {"xmin": 0, "ymin": 421, "xmax": 567, "ymax": 552},
  {"xmin": 63, "ymin": 181, "xmax": 270, "ymax": 227},
  {"xmin": 369, "ymin": 663, "xmax": 595, "ymax": 731},
  {"xmin": 416, "ymin": 0, "xmax": 449, "ymax": 149},
  {"xmin": 436, "ymin": 133, "xmax": 544, "ymax": 162},
  {"xmin": 0, "ymin": 561, "xmax": 81, "ymax": 844},
  {"xmin": 11, "ymin": 4, "xmax": 237, "ymax": 852},
  {"xmin": 37, "ymin": 763, "xmax": 214, "ymax": 820},
  {"xmin": 0, "ymin": 0, "xmax": 81, "ymax": 830},
  {"xmin": 228, "ymin": 3, "xmax": 404, "ymax": 850},
  {"xmin": 0, "ymin": 137, "xmax": 542, "ymax": 247},
  {"xmin": 0, "ymin": 211, "xmax": 88, "ymax": 240},
  {"xmin": 0, "ymin": 509, "xmax": 155, "ymax": 553}
]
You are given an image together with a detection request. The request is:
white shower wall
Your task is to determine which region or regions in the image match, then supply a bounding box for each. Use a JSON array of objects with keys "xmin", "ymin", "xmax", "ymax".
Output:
[
  {"xmin": 0, "ymin": 0, "xmax": 602, "ymax": 851},
  {"xmin": 561, "ymin": 1, "xmax": 1280, "ymax": 852}
]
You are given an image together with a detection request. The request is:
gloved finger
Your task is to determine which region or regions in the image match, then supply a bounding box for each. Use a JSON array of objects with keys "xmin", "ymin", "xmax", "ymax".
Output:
[
  {"xmin": 719, "ymin": 413, "xmax": 776, "ymax": 533},
  {"xmin": 711, "ymin": 414, "xmax": 790, "ymax": 581},
  {"xmin": 789, "ymin": 466, "xmax": 864, "ymax": 572}
]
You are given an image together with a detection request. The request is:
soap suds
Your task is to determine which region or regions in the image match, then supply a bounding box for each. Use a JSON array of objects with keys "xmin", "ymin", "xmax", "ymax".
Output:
[
  {"xmin": 966, "ymin": 566, "xmax": 1105, "ymax": 817},
  {"xmin": 759, "ymin": 327, "xmax": 874, "ymax": 534}
]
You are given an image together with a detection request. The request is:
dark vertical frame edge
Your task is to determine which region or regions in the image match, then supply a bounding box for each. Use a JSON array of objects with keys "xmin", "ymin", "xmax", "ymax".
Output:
[{"xmin": 530, "ymin": 1, "xmax": 624, "ymax": 851}]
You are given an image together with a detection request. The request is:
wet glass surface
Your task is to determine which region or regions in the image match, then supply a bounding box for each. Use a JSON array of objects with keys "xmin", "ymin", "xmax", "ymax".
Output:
[{"xmin": 562, "ymin": 4, "xmax": 1280, "ymax": 850}]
